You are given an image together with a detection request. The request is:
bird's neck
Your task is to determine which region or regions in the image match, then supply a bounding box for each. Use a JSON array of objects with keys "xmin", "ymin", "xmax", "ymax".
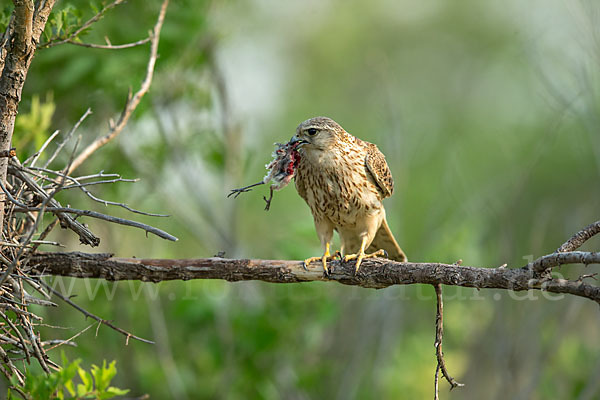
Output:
[{"xmin": 299, "ymin": 146, "xmax": 347, "ymax": 171}]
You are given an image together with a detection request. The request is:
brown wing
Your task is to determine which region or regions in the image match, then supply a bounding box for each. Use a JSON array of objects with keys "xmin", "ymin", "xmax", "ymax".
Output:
[{"xmin": 364, "ymin": 143, "xmax": 394, "ymax": 198}]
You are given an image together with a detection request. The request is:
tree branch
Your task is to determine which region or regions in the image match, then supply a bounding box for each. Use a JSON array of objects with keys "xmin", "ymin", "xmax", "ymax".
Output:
[
  {"xmin": 58, "ymin": 37, "xmax": 151, "ymax": 50},
  {"xmin": 557, "ymin": 220, "xmax": 600, "ymax": 253},
  {"xmin": 0, "ymin": 0, "xmax": 56, "ymax": 241},
  {"xmin": 11, "ymin": 0, "xmax": 34, "ymax": 52},
  {"xmin": 38, "ymin": 280, "xmax": 154, "ymax": 345},
  {"xmin": 27, "ymin": 252, "xmax": 600, "ymax": 303},
  {"xmin": 39, "ymin": 0, "xmax": 125, "ymax": 49},
  {"xmin": 6, "ymin": 161, "xmax": 101, "ymax": 246},
  {"xmin": 433, "ymin": 283, "xmax": 463, "ymax": 400},
  {"xmin": 13, "ymin": 206, "xmax": 177, "ymax": 242},
  {"xmin": 0, "ymin": 0, "xmax": 36, "ymax": 238},
  {"xmin": 528, "ymin": 251, "xmax": 600, "ymax": 273}
]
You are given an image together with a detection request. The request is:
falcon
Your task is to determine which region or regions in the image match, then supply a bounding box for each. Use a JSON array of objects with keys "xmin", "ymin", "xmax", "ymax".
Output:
[{"xmin": 291, "ymin": 116, "xmax": 407, "ymax": 274}]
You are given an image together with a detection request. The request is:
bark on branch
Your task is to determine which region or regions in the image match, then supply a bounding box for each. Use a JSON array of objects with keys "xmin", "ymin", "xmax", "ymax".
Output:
[
  {"xmin": 0, "ymin": 0, "xmax": 56, "ymax": 238},
  {"xmin": 28, "ymin": 251, "xmax": 600, "ymax": 304}
]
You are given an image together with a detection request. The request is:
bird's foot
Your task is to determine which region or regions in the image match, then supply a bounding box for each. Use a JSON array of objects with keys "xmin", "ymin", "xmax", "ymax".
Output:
[
  {"xmin": 227, "ymin": 181, "xmax": 265, "ymax": 198},
  {"xmin": 343, "ymin": 249, "xmax": 388, "ymax": 274},
  {"xmin": 303, "ymin": 253, "xmax": 339, "ymax": 276}
]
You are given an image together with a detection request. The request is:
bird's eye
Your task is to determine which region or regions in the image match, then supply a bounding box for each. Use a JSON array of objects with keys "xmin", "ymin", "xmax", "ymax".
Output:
[{"xmin": 307, "ymin": 128, "xmax": 318, "ymax": 136}]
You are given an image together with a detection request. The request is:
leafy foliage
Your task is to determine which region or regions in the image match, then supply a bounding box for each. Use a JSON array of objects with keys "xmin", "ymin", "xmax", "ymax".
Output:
[
  {"xmin": 42, "ymin": 4, "xmax": 84, "ymax": 44},
  {"xmin": 7, "ymin": 354, "xmax": 128, "ymax": 400}
]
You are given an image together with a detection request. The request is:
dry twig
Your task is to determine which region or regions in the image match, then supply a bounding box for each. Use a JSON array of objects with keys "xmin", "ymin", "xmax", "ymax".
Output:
[
  {"xmin": 433, "ymin": 284, "xmax": 463, "ymax": 399},
  {"xmin": 557, "ymin": 220, "xmax": 600, "ymax": 253},
  {"xmin": 61, "ymin": 37, "xmax": 151, "ymax": 50},
  {"xmin": 38, "ymin": 280, "xmax": 154, "ymax": 345},
  {"xmin": 66, "ymin": 0, "xmax": 169, "ymax": 175},
  {"xmin": 39, "ymin": 0, "xmax": 125, "ymax": 49},
  {"xmin": 13, "ymin": 205, "xmax": 177, "ymax": 241}
]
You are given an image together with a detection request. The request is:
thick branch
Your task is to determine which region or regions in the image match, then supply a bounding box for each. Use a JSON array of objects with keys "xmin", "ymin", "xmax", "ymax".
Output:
[
  {"xmin": 28, "ymin": 252, "xmax": 600, "ymax": 303},
  {"xmin": 11, "ymin": 0, "xmax": 34, "ymax": 51},
  {"xmin": 0, "ymin": 0, "xmax": 56, "ymax": 239},
  {"xmin": 0, "ymin": 0, "xmax": 35, "ymax": 236}
]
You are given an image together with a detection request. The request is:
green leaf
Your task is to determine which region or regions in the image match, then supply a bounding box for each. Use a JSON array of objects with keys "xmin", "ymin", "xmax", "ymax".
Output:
[
  {"xmin": 100, "ymin": 387, "xmax": 130, "ymax": 399},
  {"xmin": 77, "ymin": 366, "xmax": 93, "ymax": 393},
  {"xmin": 92, "ymin": 360, "xmax": 118, "ymax": 392},
  {"xmin": 76, "ymin": 383, "xmax": 89, "ymax": 398},
  {"xmin": 64, "ymin": 379, "xmax": 76, "ymax": 397}
]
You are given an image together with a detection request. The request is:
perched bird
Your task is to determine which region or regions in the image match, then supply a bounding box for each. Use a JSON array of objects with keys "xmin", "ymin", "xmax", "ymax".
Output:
[{"xmin": 291, "ymin": 116, "xmax": 407, "ymax": 274}]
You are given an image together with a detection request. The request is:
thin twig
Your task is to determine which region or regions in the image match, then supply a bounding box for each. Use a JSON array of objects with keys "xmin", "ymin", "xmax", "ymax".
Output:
[
  {"xmin": 39, "ymin": 0, "xmax": 125, "ymax": 49},
  {"xmin": 39, "ymin": 340, "xmax": 76, "ymax": 349},
  {"xmin": 61, "ymin": 36, "xmax": 151, "ymax": 50},
  {"xmin": 0, "ymin": 304, "xmax": 41, "ymax": 319},
  {"xmin": 527, "ymin": 251, "xmax": 600, "ymax": 273},
  {"xmin": 0, "ymin": 346, "xmax": 24, "ymax": 386},
  {"xmin": 30, "ymin": 166, "xmax": 165, "ymax": 217},
  {"xmin": 16, "ymin": 274, "xmax": 51, "ymax": 300},
  {"xmin": 0, "ymin": 310, "xmax": 30, "ymax": 364},
  {"xmin": 30, "ymin": 240, "xmax": 63, "ymax": 247},
  {"xmin": 25, "ymin": 129, "xmax": 60, "ymax": 167},
  {"xmin": 7, "ymin": 384, "xmax": 26, "ymax": 400},
  {"xmin": 26, "ymin": 323, "xmax": 49, "ymax": 373},
  {"xmin": 66, "ymin": 0, "xmax": 169, "ymax": 175},
  {"xmin": 557, "ymin": 220, "xmax": 600, "ymax": 253},
  {"xmin": 74, "ymin": 171, "xmax": 125, "ymax": 181},
  {"xmin": 434, "ymin": 364, "xmax": 440, "ymax": 400},
  {"xmin": 45, "ymin": 323, "xmax": 94, "ymax": 352},
  {"xmin": 7, "ymin": 160, "xmax": 100, "ymax": 246},
  {"xmin": 433, "ymin": 284, "xmax": 463, "ymax": 396},
  {"xmin": 44, "ymin": 177, "xmax": 138, "ymax": 190},
  {"xmin": 38, "ymin": 280, "xmax": 154, "ymax": 345},
  {"xmin": 0, "ymin": 138, "xmax": 82, "ymax": 287},
  {"xmin": 31, "ymin": 218, "xmax": 59, "ymax": 252},
  {"xmin": 13, "ymin": 206, "xmax": 178, "ymax": 241},
  {"xmin": 43, "ymin": 108, "xmax": 92, "ymax": 169}
]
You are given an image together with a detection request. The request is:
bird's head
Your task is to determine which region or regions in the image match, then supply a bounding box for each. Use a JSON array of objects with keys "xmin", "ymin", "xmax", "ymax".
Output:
[{"xmin": 290, "ymin": 117, "xmax": 344, "ymax": 152}]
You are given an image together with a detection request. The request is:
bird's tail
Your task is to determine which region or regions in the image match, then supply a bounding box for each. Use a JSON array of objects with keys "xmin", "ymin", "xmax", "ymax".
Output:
[{"xmin": 367, "ymin": 217, "xmax": 407, "ymax": 262}]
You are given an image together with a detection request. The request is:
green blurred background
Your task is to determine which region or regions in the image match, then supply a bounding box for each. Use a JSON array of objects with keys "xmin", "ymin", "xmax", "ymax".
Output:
[{"xmin": 7, "ymin": 0, "xmax": 600, "ymax": 398}]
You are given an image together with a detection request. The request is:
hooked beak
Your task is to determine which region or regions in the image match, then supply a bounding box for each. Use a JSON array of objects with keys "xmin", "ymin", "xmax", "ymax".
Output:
[{"xmin": 289, "ymin": 135, "xmax": 309, "ymax": 146}]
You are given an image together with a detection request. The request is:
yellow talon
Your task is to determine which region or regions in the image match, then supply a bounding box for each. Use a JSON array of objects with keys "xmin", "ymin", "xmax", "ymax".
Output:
[
  {"xmin": 344, "ymin": 248, "xmax": 387, "ymax": 273},
  {"xmin": 304, "ymin": 243, "xmax": 337, "ymax": 275}
]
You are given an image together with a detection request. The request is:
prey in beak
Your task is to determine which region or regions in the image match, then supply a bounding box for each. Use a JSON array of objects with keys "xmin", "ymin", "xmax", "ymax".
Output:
[{"xmin": 228, "ymin": 138, "xmax": 301, "ymax": 211}]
